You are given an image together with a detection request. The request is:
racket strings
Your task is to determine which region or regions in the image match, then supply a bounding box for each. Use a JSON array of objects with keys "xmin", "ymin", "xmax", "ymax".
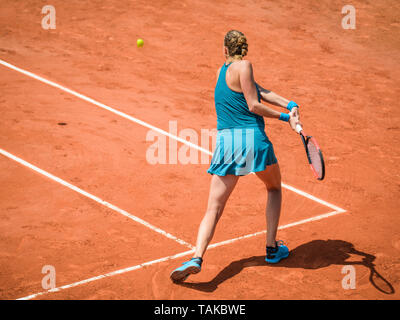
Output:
[{"xmin": 307, "ymin": 139, "xmax": 323, "ymax": 178}]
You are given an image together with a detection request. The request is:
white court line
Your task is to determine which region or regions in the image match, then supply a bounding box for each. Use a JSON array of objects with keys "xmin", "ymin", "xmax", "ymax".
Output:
[
  {"xmin": 281, "ymin": 183, "xmax": 345, "ymax": 212},
  {"xmin": 17, "ymin": 249, "xmax": 195, "ymax": 300},
  {"xmin": 0, "ymin": 59, "xmax": 211, "ymax": 156},
  {"xmin": 207, "ymin": 210, "xmax": 345, "ymax": 250},
  {"xmin": 0, "ymin": 58, "xmax": 348, "ymax": 299},
  {"xmin": 17, "ymin": 209, "xmax": 346, "ymax": 300},
  {"xmin": 0, "ymin": 58, "xmax": 345, "ymax": 212},
  {"xmin": 0, "ymin": 148, "xmax": 194, "ymax": 250}
]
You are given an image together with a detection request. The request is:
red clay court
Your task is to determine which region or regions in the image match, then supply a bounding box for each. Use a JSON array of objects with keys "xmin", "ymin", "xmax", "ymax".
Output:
[{"xmin": 0, "ymin": 0, "xmax": 399, "ymax": 300}]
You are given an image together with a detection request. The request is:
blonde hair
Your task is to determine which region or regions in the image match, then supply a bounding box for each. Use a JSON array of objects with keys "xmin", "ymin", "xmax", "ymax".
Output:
[{"xmin": 224, "ymin": 30, "xmax": 248, "ymax": 58}]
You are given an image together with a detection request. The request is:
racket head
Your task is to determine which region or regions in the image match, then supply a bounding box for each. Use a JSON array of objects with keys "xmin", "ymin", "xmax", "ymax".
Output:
[{"xmin": 300, "ymin": 132, "xmax": 325, "ymax": 180}]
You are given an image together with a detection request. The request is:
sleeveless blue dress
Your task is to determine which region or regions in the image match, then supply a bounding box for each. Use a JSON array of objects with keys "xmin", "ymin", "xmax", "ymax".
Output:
[{"xmin": 207, "ymin": 62, "xmax": 277, "ymax": 176}]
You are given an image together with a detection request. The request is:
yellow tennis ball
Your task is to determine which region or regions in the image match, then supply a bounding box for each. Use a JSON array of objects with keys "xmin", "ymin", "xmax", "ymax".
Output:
[{"xmin": 137, "ymin": 38, "xmax": 144, "ymax": 47}]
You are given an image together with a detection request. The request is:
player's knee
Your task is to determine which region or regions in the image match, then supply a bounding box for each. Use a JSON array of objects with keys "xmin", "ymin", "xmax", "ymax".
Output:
[
  {"xmin": 266, "ymin": 183, "xmax": 281, "ymax": 193},
  {"xmin": 206, "ymin": 203, "xmax": 224, "ymax": 218}
]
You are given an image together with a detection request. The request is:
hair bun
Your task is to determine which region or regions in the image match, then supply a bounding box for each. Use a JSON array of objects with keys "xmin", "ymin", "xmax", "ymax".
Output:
[
  {"xmin": 224, "ymin": 30, "xmax": 248, "ymax": 58},
  {"xmin": 240, "ymin": 41, "xmax": 248, "ymax": 57}
]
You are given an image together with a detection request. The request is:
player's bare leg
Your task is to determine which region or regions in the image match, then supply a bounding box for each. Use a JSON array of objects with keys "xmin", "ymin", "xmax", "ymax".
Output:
[
  {"xmin": 256, "ymin": 163, "xmax": 282, "ymax": 246},
  {"xmin": 170, "ymin": 174, "xmax": 239, "ymax": 282},
  {"xmin": 255, "ymin": 163, "xmax": 289, "ymax": 263},
  {"xmin": 193, "ymin": 174, "xmax": 239, "ymax": 258}
]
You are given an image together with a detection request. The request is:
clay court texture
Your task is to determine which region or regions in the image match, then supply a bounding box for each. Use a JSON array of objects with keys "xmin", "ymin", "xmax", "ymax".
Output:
[{"xmin": 0, "ymin": 0, "xmax": 399, "ymax": 300}]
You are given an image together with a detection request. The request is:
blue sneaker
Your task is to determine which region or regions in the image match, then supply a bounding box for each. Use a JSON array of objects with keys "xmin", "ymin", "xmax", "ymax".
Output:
[
  {"xmin": 265, "ymin": 241, "xmax": 289, "ymax": 263},
  {"xmin": 170, "ymin": 257, "xmax": 202, "ymax": 283}
]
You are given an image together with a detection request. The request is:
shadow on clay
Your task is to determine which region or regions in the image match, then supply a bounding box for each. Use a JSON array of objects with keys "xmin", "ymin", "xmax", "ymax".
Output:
[{"xmin": 175, "ymin": 239, "xmax": 395, "ymax": 295}]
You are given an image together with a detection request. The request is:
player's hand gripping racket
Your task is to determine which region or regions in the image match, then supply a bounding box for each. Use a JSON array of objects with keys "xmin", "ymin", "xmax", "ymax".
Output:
[{"xmin": 295, "ymin": 124, "xmax": 325, "ymax": 180}]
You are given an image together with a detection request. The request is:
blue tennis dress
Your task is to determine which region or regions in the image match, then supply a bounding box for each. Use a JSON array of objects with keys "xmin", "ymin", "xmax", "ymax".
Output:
[{"xmin": 207, "ymin": 62, "xmax": 277, "ymax": 176}]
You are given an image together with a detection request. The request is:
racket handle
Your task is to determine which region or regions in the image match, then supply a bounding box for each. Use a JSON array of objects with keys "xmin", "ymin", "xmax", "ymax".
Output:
[{"xmin": 295, "ymin": 124, "xmax": 303, "ymax": 134}]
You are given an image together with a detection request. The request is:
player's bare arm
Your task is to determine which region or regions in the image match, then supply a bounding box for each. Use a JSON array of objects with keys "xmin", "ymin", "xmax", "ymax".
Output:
[{"xmin": 239, "ymin": 61, "xmax": 299, "ymax": 129}]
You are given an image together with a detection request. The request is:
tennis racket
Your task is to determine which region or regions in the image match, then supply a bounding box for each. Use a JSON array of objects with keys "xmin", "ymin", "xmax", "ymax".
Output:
[{"xmin": 295, "ymin": 124, "xmax": 325, "ymax": 180}]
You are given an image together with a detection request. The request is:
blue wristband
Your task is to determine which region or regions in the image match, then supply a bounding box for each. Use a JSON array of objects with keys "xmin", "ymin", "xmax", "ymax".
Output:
[
  {"xmin": 279, "ymin": 113, "xmax": 290, "ymax": 122},
  {"xmin": 287, "ymin": 101, "xmax": 298, "ymax": 111}
]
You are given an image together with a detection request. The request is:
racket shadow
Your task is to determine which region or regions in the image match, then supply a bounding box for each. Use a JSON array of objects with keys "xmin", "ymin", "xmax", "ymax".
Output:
[{"xmin": 176, "ymin": 239, "xmax": 395, "ymax": 295}]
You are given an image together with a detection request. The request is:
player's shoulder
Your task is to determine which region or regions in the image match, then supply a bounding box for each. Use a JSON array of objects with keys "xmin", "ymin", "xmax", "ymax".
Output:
[
  {"xmin": 234, "ymin": 59, "xmax": 252, "ymax": 70},
  {"xmin": 239, "ymin": 59, "xmax": 252, "ymax": 66},
  {"xmin": 235, "ymin": 59, "xmax": 253, "ymax": 74}
]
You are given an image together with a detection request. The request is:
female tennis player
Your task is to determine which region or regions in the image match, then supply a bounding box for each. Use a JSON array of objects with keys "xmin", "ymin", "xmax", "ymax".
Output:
[{"xmin": 170, "ymin": 30, "xmax": 301, "ymax": 282}]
